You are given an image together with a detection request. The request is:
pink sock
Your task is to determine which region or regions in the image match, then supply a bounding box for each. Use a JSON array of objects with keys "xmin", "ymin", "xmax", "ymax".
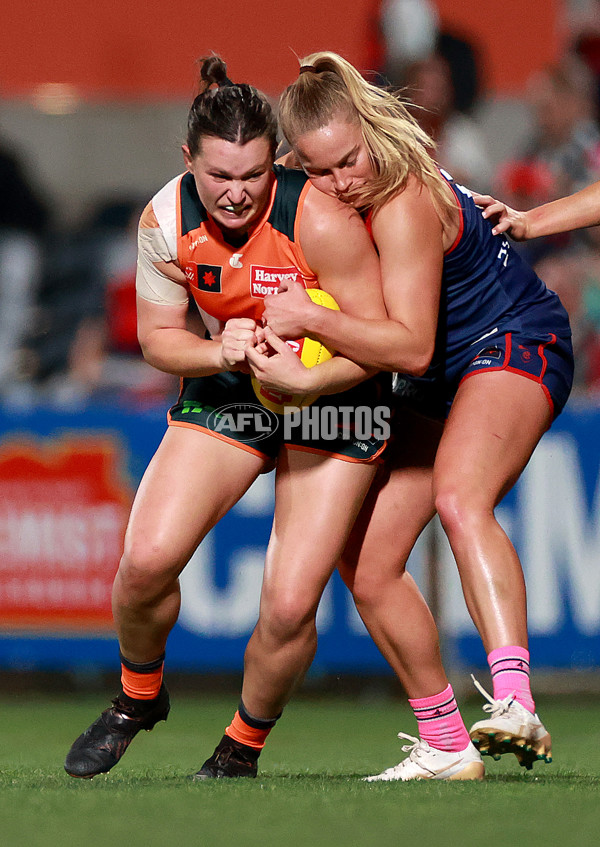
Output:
[
  {"xmin": 488, "ymin": 646, "xmax": 535, "ymax": 713},
  {"xmin": 408, "ymin": 684, "xmax": 470, "ymax": 752}
]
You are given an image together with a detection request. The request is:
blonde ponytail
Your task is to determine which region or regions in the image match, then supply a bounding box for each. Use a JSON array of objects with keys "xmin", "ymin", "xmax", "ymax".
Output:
[{"xmin": 279, "ymin": 51, "xmax": 455, "ymax": 221}]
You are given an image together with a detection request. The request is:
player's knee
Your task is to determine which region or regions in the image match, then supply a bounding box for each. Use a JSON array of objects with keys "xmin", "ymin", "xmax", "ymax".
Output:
[
  {"xmin": 350, "ymin": 569, "xmax": 387, "ymax": 609},
  {"xmin": 118, "ymin": 540, "xmax": 179, "ymax": 603},
  {"xmin": 434, "ymin": 484, "xmax": 486, "ymax": 539},
  {"xmin": 259, "ymin": 592, "xmax": 316, "ymax": 644}
]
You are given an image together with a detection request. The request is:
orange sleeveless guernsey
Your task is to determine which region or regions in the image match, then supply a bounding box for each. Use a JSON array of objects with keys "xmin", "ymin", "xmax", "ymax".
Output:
[{"xmin": 176, "ymin": 165, "xmax": 318, "ymax": 327}]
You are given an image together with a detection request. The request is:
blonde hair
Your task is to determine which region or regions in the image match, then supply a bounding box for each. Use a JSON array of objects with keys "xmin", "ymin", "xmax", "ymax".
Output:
[{"xmin": 279, "ymin": 51, "xmax": 456, "ymax": 221}]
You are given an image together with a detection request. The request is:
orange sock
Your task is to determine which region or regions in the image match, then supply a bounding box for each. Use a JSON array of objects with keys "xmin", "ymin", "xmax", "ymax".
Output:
[
  {"xmin": 120, "ymin": 652, "xmax": 164, "ymax": 700},
  {"xmin": 225, "ymin": 703, "xmax": 281, "ymax": 750}
]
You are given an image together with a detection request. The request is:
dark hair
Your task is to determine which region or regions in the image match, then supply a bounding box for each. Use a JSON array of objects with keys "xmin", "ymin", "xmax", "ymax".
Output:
[{"xmin": 186, "ymin": 56, "xmax": 278, "ymax": 159}]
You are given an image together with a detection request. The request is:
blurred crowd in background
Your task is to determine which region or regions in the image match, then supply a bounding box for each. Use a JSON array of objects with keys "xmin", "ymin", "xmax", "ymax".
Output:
[{"xmin": 3, "ymin": 0, "xmax": 600, "ymax": 409}]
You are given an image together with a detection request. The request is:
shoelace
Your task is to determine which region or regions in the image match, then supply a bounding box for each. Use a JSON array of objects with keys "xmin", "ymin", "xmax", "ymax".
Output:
[
  {"xmin": 471, "ymin": 674, "xmax": 516, "ymax": 717},
  {"xmin": 396, "ymin": 732, "xmax": 432, "ymax": 761},
  {"xmin": 371, "ymin": 733, "xmax": 430, "ymax": 778}
]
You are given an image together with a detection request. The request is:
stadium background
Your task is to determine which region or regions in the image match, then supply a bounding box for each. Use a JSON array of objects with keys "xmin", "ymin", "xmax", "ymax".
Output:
[{"xmin": 1, "ymin": 0, "xmax": 599, "ymax": 689}]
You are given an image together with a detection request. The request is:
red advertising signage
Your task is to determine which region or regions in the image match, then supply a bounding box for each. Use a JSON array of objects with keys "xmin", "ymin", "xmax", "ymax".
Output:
[{"xmin": 0, "ymin": 436, "xmax": 133, "ymax": 632}]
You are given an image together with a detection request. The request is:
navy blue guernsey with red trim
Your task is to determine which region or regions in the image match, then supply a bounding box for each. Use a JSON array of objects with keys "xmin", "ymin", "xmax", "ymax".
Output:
[
  {"xmin": 435, "ymin": 172, "xmax": 571, "ymax": 375},
  {"xmin": 392, "ymin": 171, "xmax": 573, "ymax": 418}
]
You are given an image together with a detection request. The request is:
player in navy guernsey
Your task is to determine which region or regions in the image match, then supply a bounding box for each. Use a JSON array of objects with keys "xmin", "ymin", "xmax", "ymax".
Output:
[
  {"xmin": 255, "ymin": 51, "xmax": 573, "ymax": 781},
  {"xmin": 412, "ymin": 169, "xmax": 571, "ymax": 421}
]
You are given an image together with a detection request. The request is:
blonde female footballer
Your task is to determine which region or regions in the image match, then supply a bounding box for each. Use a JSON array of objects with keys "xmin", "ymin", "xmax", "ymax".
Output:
[{"xmin": 252, "ymin": 52, "xmax": 574, "ymax": 780}]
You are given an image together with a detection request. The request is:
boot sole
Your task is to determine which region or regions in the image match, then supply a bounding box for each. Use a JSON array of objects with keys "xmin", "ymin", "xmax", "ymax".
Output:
[{"xmin": 471, "ymin": 728, "xmax": 552, "ymax": 769}]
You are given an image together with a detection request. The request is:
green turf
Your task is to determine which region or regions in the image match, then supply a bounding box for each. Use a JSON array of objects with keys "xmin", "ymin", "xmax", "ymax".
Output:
[{"xmin": 0, "ymin": 692, "xmax": 598, "ymax": 847}]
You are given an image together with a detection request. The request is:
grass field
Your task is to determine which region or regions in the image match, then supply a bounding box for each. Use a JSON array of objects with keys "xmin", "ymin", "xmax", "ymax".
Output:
[{"xmin": 0, "ymin": 689, "xmax": 598, "ymax": 847}]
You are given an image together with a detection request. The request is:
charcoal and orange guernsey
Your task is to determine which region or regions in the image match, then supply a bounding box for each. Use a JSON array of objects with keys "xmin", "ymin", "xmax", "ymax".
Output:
[{"xmin": 138, "ymin": 164, "xmax": 319, "ymax": 330}]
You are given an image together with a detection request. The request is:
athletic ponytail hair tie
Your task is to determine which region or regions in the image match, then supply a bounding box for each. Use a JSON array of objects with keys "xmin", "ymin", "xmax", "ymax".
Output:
[{"xmin": 298, "ymin": 65, "xmax": 316, "ymax": 75}]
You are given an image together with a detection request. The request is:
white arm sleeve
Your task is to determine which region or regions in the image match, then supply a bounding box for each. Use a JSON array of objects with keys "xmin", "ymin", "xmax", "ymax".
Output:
[{"xmin": 135, "ymin": 225, "xmax": 189, "ymax": 306}]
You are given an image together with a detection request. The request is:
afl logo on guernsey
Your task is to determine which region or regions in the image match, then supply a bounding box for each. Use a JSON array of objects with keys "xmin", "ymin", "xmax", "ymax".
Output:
[
  {"xmin": 250, "ymin": 265, "xmax": 303, "ymax": 299},
  {"xmin": 185, "ymin": 263, "xmax": 223, "ymax": 293}
]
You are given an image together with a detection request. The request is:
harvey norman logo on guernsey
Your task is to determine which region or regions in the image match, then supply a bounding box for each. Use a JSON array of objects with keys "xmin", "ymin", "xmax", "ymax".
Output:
[{"xmin": 250, "ymin": 265, "xmax": 303, "ymax": 298}]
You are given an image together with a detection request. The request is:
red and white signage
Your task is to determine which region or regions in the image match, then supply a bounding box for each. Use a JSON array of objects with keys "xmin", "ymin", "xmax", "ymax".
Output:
[{"xmin": 0, "ymin": 436, "xmax": 133, "ymax": 632}]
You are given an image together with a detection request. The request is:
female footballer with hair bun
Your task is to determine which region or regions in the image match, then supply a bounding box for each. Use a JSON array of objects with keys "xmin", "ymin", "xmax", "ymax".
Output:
[
  {"xmin": 64, "ymin": 55, "xmax": 402, "ymax": 781},
  {"xmin": 255, "ymin": 51, "xmax": 574, "ymax": 780}
]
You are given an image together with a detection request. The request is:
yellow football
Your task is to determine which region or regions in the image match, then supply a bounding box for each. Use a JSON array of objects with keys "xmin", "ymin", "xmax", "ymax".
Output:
[{"xmin": 252, "ymin": 288, "xmax": 339, "ymax": 415}]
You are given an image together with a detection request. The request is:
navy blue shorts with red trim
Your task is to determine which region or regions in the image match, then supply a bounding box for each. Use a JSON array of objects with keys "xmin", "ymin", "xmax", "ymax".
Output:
[
  {"xmin": 393, "ymin": 331, "xmax": 574, "ymax": 421},
  {"xmin": 460, "ymin": 331, "xmax": 573, "ymax": 417}
]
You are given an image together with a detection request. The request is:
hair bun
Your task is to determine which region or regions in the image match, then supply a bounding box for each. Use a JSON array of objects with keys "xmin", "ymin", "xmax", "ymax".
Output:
[{"xmin": 199, "ymin": 55, "xmax": 232, "ymax": 87}]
